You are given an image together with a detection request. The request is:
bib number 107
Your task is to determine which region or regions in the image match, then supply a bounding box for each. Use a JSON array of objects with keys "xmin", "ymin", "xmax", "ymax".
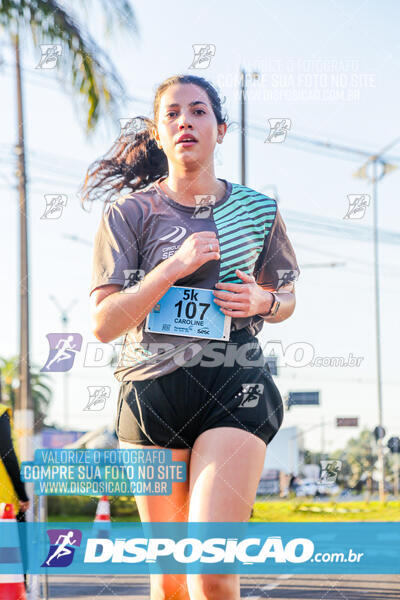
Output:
[{"xmin": 174, "ymin": 288, "xmax": 210, "ymax": 320}]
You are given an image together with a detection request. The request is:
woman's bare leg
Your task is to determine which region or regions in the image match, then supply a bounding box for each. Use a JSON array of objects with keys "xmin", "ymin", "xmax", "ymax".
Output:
[
  {"xmin": 119, "ymin": 440, "xmax": 192, "ymax": 600},
  {"xmin": 186, "ymin": 427, "xmax": 266, "ymax": 600}
]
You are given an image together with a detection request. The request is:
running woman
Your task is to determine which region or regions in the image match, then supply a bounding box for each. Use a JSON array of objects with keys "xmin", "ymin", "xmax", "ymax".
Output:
[{"xmin": 84, "ymin": 74, "xmax": 300, "ymax": 600}]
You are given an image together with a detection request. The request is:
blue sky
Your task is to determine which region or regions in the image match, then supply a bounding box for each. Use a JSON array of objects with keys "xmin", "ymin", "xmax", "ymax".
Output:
[{"xmin": 1, "ymin": 0, "xmax": 399, "ymax": 453}]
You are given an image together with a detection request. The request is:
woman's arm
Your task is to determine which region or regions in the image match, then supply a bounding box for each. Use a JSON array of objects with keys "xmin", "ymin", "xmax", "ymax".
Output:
[
  {"xmin": 91, "ymin": 230, "xmax": 221, "ymax": 343},
  {"xmin": 213, "ymin": 271, "xmax": 296, "ymax": 324},
  {"xmin": 251, "ymin": 202, "xmax": 300, "ymax": 323},
  {"xmin": 0, "ymin": 412, "xmax": 29, "ymax": 502},
  {"xmin": 90, "ymin": 254, "xmax": 184, "ymax": 343},
  {"xmin": 257, "ymin": 281, "xmax": 296, "ymax": 323}
]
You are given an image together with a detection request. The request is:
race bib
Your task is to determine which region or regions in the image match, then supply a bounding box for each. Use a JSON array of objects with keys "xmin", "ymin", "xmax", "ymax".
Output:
[{"xmin": 144, "ymin": 286, "xmax": 231, "ymax": 341}]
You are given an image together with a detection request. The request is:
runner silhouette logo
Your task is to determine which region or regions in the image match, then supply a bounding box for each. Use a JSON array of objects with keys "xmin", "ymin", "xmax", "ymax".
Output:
[
  {"xmin": 41, "ymin": 529, "xmax": 82, "ymax": 567},
  {"xmin": 40, "ymin": 333, "xmax": 83, "ymax": 372},
  {"xmin": 237, "ymin": 383, "xmax": 264, "ymax": 408}
]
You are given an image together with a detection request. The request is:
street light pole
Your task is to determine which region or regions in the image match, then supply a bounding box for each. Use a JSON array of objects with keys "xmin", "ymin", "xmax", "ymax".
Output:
[
  {"xmin": 240, "ymin": 68, "xmax": 246, "ymax": 186},
  {"xmin": 354, "ymin": 138, "xmax": 399, "ymax": 502},
  {"xmin": 239, "ymin": 68, "xmax": 259, "ymax": 186},
  {"xmin": 394, "ymin": 452, "xmax": 399, "ymax": 498},
  {"xmin": 372, "ymin": 158, "xmax": 385, "ymax": 503}
]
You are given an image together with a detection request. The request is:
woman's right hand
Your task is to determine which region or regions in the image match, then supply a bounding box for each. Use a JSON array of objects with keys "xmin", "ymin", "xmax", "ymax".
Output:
[
  {"xmin": 19, "ymin": 500, "xmax": 30, "ymax": 512},
  {"xmin": 170, "ymin": 231, "xmax": 220, "ymax": 279}
]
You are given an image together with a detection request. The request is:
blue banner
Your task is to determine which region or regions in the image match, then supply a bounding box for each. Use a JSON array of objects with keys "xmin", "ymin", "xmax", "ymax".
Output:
[{"xmin": 0, "ymin": 522, "xmax": 399, "ymax": 574}]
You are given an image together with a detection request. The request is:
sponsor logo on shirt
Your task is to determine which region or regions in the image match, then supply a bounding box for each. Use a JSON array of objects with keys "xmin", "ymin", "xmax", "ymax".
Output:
[
  {"xmin": 161, "ymin": 244, "xmax": 181, "ymax": 259},
  {"xmin": 160, "ymin": 226, "xmax": 187, "ymax": 243},
  {"xmin": 160, "ymin": 227, "xmax": 187, "ymax": 259}
]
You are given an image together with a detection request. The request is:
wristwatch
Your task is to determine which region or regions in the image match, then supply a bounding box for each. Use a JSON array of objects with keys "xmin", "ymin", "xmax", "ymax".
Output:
[{"xmin": 264, "ymin": 292, "xmax": 280, "ymax": 317}]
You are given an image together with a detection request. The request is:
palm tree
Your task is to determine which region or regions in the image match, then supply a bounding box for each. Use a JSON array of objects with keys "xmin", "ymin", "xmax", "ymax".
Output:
[
  {"xmin": 0, "ymin": 0, "xmax": 138, "ymax": 461},
  {"xmin": 1, "ymin": 0, "xmax": 138, "ymax": 132},
  {"xmin": 1, "ymin": 355, "xmax": 53, "ymax": 433}
]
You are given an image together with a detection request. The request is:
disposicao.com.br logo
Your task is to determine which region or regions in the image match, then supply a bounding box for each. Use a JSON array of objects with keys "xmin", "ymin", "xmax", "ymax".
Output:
[{"xmin": 84, "ymin": 535, "xmax": 363, "ymax": 565}]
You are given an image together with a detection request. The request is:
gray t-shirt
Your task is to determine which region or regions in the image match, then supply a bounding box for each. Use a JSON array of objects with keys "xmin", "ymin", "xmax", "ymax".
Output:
[{"xmin": 89, "ymin": 176, "xmax": 300, "ymax": 381}]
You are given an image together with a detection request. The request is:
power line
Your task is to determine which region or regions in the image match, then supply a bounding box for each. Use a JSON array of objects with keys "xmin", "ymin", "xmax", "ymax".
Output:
[{"xmin": 248, "ymin": 124, "xmax": 400, "ymax": 165}]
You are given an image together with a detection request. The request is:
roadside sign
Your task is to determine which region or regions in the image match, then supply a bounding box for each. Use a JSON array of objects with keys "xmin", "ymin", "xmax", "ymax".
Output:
[
  {"xmin": 336, "ymin": 417, "xmax": 359, "ymax": 427},
  {"xmin": 287, "ymin": 391, "xmax": 320, "ymax": 410}
]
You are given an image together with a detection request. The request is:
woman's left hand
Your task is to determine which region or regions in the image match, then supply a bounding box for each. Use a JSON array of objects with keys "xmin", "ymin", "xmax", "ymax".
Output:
[{"xmin": 212, "ymin": 269, "xmax": 273, "ymax": 318}]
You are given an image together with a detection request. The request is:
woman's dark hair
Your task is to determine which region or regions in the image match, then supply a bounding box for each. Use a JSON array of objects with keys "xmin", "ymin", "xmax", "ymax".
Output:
[{"xmin": 79, "ymin": 74, "xmax": 229, "ymax": 210}]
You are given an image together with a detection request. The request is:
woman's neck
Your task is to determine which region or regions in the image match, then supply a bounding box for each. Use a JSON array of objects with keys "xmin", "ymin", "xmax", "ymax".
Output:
[{"xmin": 160, "ymin": 169, "xmax": 226, "ymax": 207}]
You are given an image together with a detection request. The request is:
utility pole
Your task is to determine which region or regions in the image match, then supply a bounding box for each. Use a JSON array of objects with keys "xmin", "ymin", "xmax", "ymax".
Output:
[
  {"xmin": 12, "ymin": 27, "xmax": 34, "ymax": 513},
  {"xmin": 12, "ymin": 29, "xmax": 43, "ymax": 600}
]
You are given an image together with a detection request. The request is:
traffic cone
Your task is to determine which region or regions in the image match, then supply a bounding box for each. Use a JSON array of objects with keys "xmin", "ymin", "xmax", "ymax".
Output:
[
  {"xmin": 93, "ymin": 496, "xmax": 111, "ymax": 540},
  {"xmin": 94, "ymin": 496, "xmax": 110, "ymax": 521},
  {"xmin": 0, "ymin": 503, "xmax": 26, "ymax": 600}
]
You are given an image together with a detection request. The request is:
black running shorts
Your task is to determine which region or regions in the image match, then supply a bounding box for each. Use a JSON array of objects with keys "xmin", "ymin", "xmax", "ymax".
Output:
[{"xmin": 115, "ymin": 329, "xmax": 284, "ymax": 449}]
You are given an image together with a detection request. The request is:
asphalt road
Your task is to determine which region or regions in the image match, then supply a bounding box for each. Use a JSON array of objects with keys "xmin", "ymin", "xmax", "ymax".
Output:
[{"xmin": 41, "ymin": 573, "xmax": 400, "ymax": 599}]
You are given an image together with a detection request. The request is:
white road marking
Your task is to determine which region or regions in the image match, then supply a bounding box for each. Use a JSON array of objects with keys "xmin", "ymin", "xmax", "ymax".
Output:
[{"xmin": 246, "ymin": 573, "xmax": 293, "ymax": 598}]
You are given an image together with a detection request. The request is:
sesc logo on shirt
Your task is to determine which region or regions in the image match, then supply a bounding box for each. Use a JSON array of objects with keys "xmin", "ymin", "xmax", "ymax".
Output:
[
  {"xmin": 160, "ymin": 226, "xmax": 187, "ymax": 259},
  {"xmin": 160, "ymin": 225, "xmax": 187, "ymax": 243}
]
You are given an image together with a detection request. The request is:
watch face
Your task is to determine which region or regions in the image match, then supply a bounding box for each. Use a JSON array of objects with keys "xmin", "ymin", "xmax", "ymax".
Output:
[{"xmin": 271, "ymin": 299, "xmax": 280, "ymax": 315}]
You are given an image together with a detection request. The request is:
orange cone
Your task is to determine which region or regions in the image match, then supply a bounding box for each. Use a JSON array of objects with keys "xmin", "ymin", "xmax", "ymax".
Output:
[
  {"xmin": 0, "ymin": 503, "xmax": 26, "ymax": 600},
  {"xmin": 94, "ymin": 496, "xmax": 110, "ymax": 521},
  {"xmin": 93, "ymin": 495, "xmax": 111, "ymax": 540}
]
